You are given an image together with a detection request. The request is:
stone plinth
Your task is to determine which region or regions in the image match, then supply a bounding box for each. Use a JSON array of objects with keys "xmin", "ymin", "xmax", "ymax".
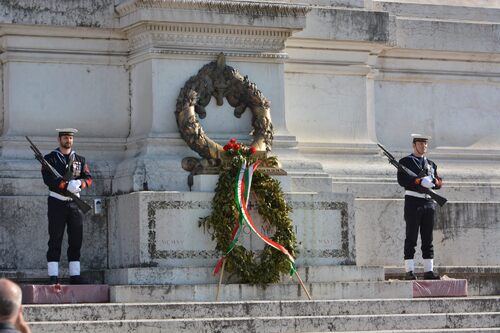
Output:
[
  {"xmin": 108, "ymin": 191, "xmax": 354, "ymax": 283},
  {"xmin": 110, "ymin": 280, "xmax": 412, "ymax": 302},
  {"xmin": 413, "ymin": 279, "xmax": 468, "ymax": 298},
  {"xmin": 22, "ymin": 284, "xmax": 109, "ymax": 304},
  {"xmin": 355, "ymin": 199, "xmax": 500, "ymax": 267},
  {"xmin": 0, "ymin": 196, "xmax": 107, "ymax": 271},
  {"xmin": 105, "ymin": 265, "xmax": 382, "ymax": 285}
]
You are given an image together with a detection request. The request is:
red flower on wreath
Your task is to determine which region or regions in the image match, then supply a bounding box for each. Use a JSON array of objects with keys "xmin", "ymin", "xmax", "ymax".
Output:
[{"xmin": 223, "ymin": 138, "xmax": 256, "ymax": 156}]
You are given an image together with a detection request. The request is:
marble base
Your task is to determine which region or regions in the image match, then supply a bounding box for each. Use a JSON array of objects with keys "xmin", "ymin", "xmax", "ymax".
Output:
[{"xmin": 108, "ymin": 191, "xmax": 355, "ymax": 280}]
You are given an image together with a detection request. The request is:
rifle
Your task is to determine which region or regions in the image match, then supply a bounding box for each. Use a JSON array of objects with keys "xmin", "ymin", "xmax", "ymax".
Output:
[
  {"xmin": 377, "ymin": 143, "xmax": 447, "ymax": 207},
  {"xmin": 26, "ymin": 136, "xmax": 92, "ymax": 214}
]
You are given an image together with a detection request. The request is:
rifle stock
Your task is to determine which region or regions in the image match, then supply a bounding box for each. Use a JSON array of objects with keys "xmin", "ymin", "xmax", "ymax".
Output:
[
  {"xmin": 377, "ymin": 143, "xmax": 447, "ymax": 207},
  {"xmin": 26, "ymin": 136, "xmax": 92, "ymax": 214}
]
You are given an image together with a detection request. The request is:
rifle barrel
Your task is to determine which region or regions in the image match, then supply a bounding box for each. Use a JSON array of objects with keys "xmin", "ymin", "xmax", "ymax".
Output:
[{"xmin": 377, "ymin": 142, "xmax": 447, "ymax": 207}]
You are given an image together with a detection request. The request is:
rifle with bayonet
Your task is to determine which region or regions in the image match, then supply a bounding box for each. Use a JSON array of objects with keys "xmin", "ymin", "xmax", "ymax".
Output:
[
  {"xmin": 26, "ymin": 136, "xmax": 92, "ymax": 214},
  {"xmin": 377, "ymin": 143, "xmax": 447, "ymax": 207}
]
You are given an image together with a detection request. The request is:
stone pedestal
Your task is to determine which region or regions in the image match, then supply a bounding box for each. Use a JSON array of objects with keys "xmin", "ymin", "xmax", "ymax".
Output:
[{"xmin": 107, "ymin": 190, "xmax": 354, "ymax": 284}]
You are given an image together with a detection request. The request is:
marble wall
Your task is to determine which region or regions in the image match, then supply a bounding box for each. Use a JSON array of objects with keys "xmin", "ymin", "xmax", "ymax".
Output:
[{"xmin": 0, "ymin": 0, "xmax": 498, "ymax": 270}]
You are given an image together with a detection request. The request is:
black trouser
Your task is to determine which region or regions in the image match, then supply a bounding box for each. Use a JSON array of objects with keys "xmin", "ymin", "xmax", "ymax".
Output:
[
  {"xmin": 46, "ymin": 197, "xmax": 83, "ymax": 262},
  {"xmin": 404, "ymin": 195, "xmax": 436, "ymax": 260}
]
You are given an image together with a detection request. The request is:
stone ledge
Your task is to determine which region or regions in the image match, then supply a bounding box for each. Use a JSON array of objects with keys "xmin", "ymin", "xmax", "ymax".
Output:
[
  {"xmin": 105, "ymin": 265, "xmax": 384, "ymax": 285},
  {"xmin": 1, "ymin": 269, "xmax": 105, "ymax": 285},
  {"xmin": 391, "ymin": 17, "xmax": 500, "ymax": 53},
  {"xmin": 116, "ymin": 0, "xmax": 309, "ymax": 43},
  {"xmin": 296, "ymin": 7, "xmax": 389, "ymax": 42},
  {"xmin": 373, "ymin": 0, "xmax": 500, "ymax": 23},
  {"xmin": 0, "ymin": 0, "xmax": 115, "ymax": 27},
  {"xmin": 110, "ymin": 280, "xmax": 412, "ymax": 302}
]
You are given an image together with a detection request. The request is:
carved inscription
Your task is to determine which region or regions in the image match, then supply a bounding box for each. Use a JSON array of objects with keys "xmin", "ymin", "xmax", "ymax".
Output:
[{"xmin": 147, "ymin": 199, "xmax": 349, "ymax": 261}]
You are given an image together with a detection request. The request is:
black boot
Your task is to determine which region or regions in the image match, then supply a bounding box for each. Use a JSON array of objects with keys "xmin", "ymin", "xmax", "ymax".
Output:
[
  {"xmin": 48, "ymin": 276, "xmax": 59, "ymax": 285},
  {"xmin": 424, "ymin": 271, "xmax": 440, "ymax": 280},
  {"xmin": 69, "ymin": 275, "xmax": 86, "ymax": 285},
  {"xmin": 405, "ymin": 271, "xmax": 417, "ymax": 280}
]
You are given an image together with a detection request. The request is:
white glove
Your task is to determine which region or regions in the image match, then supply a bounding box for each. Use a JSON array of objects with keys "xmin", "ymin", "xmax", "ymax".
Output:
[
  {"xmin": 420, "ymin": 176, "xmax": 434, "ymax": 189},
  {"xmin": 67, "ymin": 180, "xmax": 82, "ymax": 193}
]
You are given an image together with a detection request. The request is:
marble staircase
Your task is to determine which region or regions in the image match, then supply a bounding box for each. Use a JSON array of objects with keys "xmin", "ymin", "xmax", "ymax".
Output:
[{"xmin": 24, "ymin": 296, "xmax": 500, "ymax": 332}]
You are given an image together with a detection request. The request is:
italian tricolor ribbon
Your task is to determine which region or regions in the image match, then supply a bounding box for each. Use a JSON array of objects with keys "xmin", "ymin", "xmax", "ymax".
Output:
[
  {"xmin": 213, "ymin": 159, "xmax": 257, "ymax": 274},
  {"xmin": 213, "ymin": 160, "xmax": 297, "ymax": 276}
]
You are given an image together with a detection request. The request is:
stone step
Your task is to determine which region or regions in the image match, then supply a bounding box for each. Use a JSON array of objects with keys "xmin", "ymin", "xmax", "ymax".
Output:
[
  {"xmin": 26, "ymin": 312, "xmax": 500, "ymax": 333},
  {"xmin": 385, "ymin": 266, "xmax": 500, "ymax": 297},
  {"xmin": 0, "ymin": 269, "xmax": 104, "ymax": 284},
  {"xmin": 318, "ymin": 329, "xmax": 500, "ymax": 333},
  {"xmin": 105, "ymin": 265, "xmax": 384, "ymax": 285},
  {"xmin": 110, "ymin": 281, "xmax": 414, "ymax": 302},
  {"xmin": 2, "ymin": 265, "xmax": 384, "ymax": 286},
  {"xmin": 23, "ymin": 297, "xmax": 500, "ymax": 322}
]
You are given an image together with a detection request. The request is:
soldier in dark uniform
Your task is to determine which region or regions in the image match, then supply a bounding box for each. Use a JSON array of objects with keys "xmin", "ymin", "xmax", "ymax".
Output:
[
  {"xmin": 41, "ymin": 129, "xmax": 92, "ymax": 285},
  {"xmin": 397, "ymin": 134, "xmax": 442, "ymax": 280}
]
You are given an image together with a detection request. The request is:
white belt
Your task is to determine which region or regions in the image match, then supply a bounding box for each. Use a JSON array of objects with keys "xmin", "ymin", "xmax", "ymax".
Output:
[
  {"xmin": 405, "ymin": 190, "xmax": 431, "ymax": 200},
  {"xmin": 49, "ymin": 191, "xmax": 79, "ymax": 201}
]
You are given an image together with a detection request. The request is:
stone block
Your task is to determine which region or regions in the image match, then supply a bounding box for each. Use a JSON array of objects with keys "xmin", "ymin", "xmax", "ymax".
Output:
[
  {"xmin": 104, "ymin": 265, "xmax": 383, "ymax": 285},
  {"xmin": 0, "ymin": 196, "xmax": 107, "ymax": 270},
  {"xmin": 108, "ymin": 191, "xmax": 355, "ymax": 279},
  {"xmin": 110, "ymin": 281, "xmax": 412, "ymax": 302},
  {"xmin": 22, "ymin": 284, "xmax": 109, "ymax": 304},
  {"xmin": 355, "ymin": 199, "xmax": 500, "ymax": 267},
  {"xmin": 413, "ymin": 279, "xmax": 468, "ymax": 298}
]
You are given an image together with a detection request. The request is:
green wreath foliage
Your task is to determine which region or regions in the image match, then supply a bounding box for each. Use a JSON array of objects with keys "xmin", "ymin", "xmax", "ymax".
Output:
[{"xmin": 199, "ymin": 154, "xmax": 297, "ymax": 285}]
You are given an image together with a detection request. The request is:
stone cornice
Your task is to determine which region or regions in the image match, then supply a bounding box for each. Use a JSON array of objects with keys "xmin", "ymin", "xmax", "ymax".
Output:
[
  {"xmin": 115, "ymin": 0, "xmax": 308, "ymax": 57},
  {"xmin": 116, "ymin": 0, "xmax": 309, "ymax": 18},
  {"xmin": 0, "ymin": 24, "xmax": 128, "ymax": 65},
  {"xmin": 127, "ymin": 22, "xmax": 291, "ymax": 53}
]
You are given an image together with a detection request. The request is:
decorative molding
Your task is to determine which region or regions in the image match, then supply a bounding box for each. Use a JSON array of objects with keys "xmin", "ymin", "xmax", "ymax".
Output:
[
  {"xmin": 126, "ymin": 23, "xmax": 292, "ymax": 53},
  {"xmin": 116, "ymin": 0, "xmax": 309, "ymax": 18},
  {"xmin": 116, "ymin": 1, "xmax": 308, "ymax": 56},
  {"xmin": 135, "ymin": 49, "xmax": 288, "ymax": 60}
]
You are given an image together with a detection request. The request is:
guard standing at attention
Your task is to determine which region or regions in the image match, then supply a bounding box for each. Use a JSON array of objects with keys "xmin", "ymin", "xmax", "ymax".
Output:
[
  {"xmin": 397, "ymin": 134, "xmax": 442, "ymax": 280},
  {"xmin": 41, "ymin": 128, "xmax": 92, "ymax": 285}
]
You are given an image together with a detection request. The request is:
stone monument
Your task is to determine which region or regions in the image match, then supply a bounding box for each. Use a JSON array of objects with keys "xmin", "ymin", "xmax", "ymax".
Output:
[{"xmin": 0, "ymin": 1, "xmax": 498, "ymax": 297}]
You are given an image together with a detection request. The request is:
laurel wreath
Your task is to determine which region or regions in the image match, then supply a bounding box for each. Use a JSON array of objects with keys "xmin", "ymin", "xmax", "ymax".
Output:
[
  {"xmin": 175, "ymin": 53, "xmax": 273, "ymax": 161},
  {"xmin": 199, "ymin": 152, "xmax": 297, "ymax": 285}
]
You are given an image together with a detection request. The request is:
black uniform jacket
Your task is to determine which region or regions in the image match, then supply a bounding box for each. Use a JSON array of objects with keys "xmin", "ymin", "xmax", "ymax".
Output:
[
  {"xmin": 397, "ymin": 154, "xmax": 442, "ymax": 192},
  {"xmin": 0, "ymin": 322, "xmax": 20, "ymax": 333},
  {"xmin": 41, "ymin": 148, "xmax": 92, "ymax": 195}
]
